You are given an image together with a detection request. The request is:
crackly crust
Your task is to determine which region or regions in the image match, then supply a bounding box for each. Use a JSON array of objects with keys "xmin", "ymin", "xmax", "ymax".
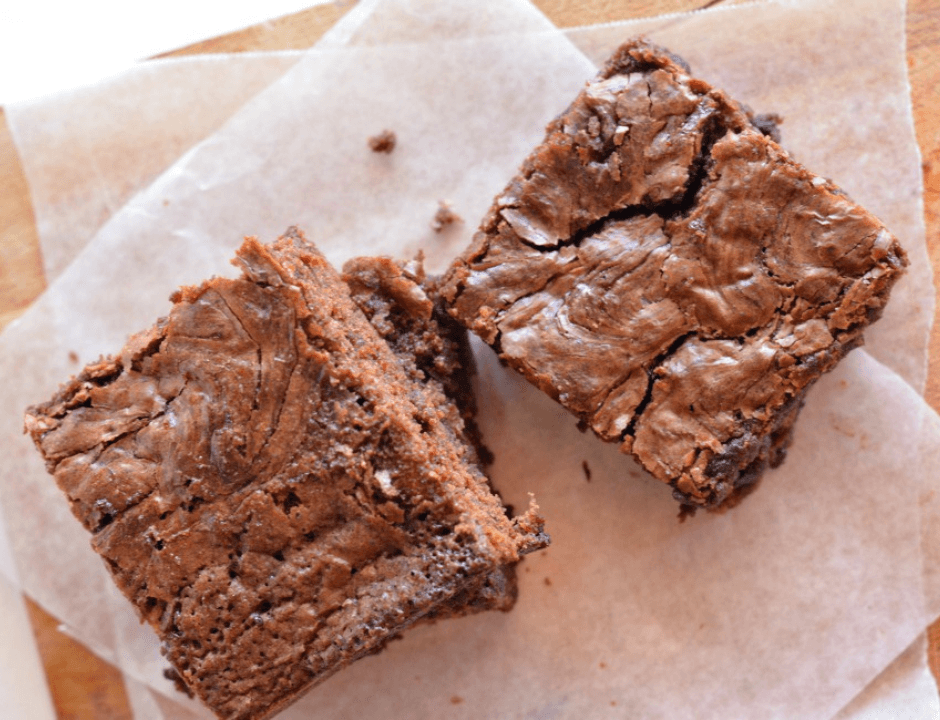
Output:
[
  {"xmin": 440, "ymin": 39, "xmax": 907, "ymax": 509},
  {"xmin": 25, "ymin": 230, "xmax": 546, "ymax": 720}
]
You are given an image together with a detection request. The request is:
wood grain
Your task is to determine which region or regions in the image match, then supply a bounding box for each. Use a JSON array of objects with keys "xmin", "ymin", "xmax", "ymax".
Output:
[
  {"xmin": 153, "ymin": 0, "xmax": 356, "ymax": 57},
  {"xmin": 1, "ymin": 1, "xmax": 937, "ymax": 716},
  {"xmin": 24, "ymin": 599, "xmax": 132, "ymax": 720},
  {"xmin": 907, "ymin": 0, "xmax": 940, "ymax": 416},
  {"xmin": 0, "ymin": 108, "xmax": 45, "ymax": 333},
  {"xmin": 906, "ymin": 0, "xmax": 940, "ymax": 681},
  {"xmin": 534, "ymin": 0, "xmax": 753, "ymax": 26}
]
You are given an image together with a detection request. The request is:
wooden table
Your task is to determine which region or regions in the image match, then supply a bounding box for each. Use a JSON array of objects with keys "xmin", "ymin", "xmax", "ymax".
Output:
[{"xmin": 1, "ymin": 1, "xmax": 937, "ymax": 717}]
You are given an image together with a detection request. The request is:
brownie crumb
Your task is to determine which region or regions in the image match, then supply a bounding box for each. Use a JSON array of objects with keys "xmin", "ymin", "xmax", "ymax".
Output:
[
  {"xmin": 67, "ymin": 351, "xmax": 79, "ymax": 364},
  {"xmin": 431, "ymin": 200, "xmax": 463, "ymax": 232},
  {"xmin": 368, "ymin": 129, "xmax": 396, "ymax": 153},
  {"xmin": 581, "ymin": 460, "xmax": 592, "ymax": 482}
]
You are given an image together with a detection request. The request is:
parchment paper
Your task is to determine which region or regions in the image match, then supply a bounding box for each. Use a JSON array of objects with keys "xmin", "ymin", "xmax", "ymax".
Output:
[
  {"xmin": 1, "ymin": 0, "xmax": 939, "ymax": 717},
  {"xmin": 3, "ymin": 0, "xmax": 390, "ymax": 284},
  {"xmin": 834, "ymin": 635, "xmax": 940, "ymax": 720},
  {"xmin": 6, "ymin": 0, "xmax": 933, "ymax": 395},
  {"xmin": 0, "ymin": 577, "xmax": 56, "ymax": 720},
  {"xmin": 0, "ymin": 507, "xmax": 55, "ymax": 720},
  {"xmin": 4, "ymin": 0, "xmax": 559, "ymax": 285},
  {"xmin": 6, "ymin": 51, "xmax": 303, "ymax": 282}
]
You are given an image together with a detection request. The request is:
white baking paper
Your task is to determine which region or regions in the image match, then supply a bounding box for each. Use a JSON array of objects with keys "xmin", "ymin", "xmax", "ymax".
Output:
[
  {"xmin": 0, "ymin": 577, "xmax": 57, "ymax": 720},
  {"xmin": 4, "ymin": 0, "xmax": 560, "ymax": 287},
  {"xmin": 1, "ymin": 0, "xmax": 938, "ymax": 717},
  {"xmin": 7, "ymin": 51, "xmax": 302, "ymax": 282},
  {"xmin": 3, "ymin": 0, "xmax": 396, "ymax": 285},
  {"xmin": 835, "ymin": 634, "xmax": 940, "ymax": 720}
]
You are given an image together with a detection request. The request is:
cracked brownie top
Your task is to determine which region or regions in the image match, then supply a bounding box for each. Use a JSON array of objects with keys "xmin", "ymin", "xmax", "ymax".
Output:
[
  {"xmin": 441, "ymin": 39, "xmax": 907, "ymax": 509},
  {"xmin": 25, "ymin": 231, "xmax": 546, "ymax": 720}
]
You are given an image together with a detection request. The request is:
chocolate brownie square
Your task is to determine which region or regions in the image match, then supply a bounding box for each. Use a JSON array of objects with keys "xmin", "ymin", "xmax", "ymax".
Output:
[
  {"xmin": 441, "ymin": 40, "xmax": 907, "ymax": 509},
  {"xmin": 25, "ymin": 230, "xmax": 546, "ymax": 720}
]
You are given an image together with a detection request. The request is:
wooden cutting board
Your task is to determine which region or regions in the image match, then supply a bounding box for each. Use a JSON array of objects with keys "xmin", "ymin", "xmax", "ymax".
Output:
[{"xmin": 1, "ymin": 1, "xmax": 937, "ymax": 717}]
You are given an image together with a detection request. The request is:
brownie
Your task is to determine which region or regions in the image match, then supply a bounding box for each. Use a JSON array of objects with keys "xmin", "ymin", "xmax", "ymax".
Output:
[
  {"xmin": 343, "ymin": 254, "xmax": 509, "ymax": 615},
  {"xmin": 430, "ymin": 200, "xmax": 464, "ymax": 232},
  {"xmin": 343, "ymin": 255, "xmax": 492, "ymax": 468},
  {"xmin": 24, "ymin": 230, "xmax": 547, "ymax": 720},
  {"xmin": 440, "ymin": 39, "xmax": 908, "ymax": 510}
]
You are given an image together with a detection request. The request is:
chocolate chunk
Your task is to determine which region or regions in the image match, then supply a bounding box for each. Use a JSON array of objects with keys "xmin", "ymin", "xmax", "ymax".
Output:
[{"xmin": 440, "ymin": 39, "xmax": 907, "ymax": 509}]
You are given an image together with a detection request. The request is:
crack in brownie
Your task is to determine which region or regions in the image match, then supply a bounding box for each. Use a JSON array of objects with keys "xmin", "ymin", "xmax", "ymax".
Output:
[
  {"xmin": 25, "ymin": 230, "xmax": 547, "ymax": 720},
  {"xmin": 440, "ymin": 39, "xmax": 907, "ymax": 510}
]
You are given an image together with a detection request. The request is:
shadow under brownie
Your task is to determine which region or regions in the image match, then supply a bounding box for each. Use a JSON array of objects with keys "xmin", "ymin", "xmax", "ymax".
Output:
[{"xmin": 25, "ymin": 230, "xmax": 546, "ymax": 720}]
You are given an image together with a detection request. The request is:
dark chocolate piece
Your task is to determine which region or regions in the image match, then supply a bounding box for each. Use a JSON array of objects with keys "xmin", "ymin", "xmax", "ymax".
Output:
[
  {"xmin": 25, "ymin": 230, "xmax": 546, "ymax": 720},
  {"xmin": 441, "ymin": 40, "xmax": 907, "ymax": 509}
]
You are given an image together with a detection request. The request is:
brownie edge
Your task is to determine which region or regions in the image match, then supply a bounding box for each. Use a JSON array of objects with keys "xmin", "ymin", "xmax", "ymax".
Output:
[
  {"xmin": 25, "ymin": 230, "xmax": 547, "ymax": 720},
  {"xmin": 440, "ymin": 39, "xmax": 907, "ymax": 509}
]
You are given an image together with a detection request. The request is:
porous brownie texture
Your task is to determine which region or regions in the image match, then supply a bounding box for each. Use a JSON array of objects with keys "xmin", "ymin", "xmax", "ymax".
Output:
[
  {"xmin": 25, "ymin": 230, "xmax": 546, "ymax": 720},
  {"xmin": 343, "ymin": 254, "xmax": 511, "ymax": 618},
  {"xmin": 344, "ymin": 255, "xmax": 492, "ymax": 469},
  {"xmin": 441, "ymin": 39, "xmax": 907, "ymax": 509}
]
